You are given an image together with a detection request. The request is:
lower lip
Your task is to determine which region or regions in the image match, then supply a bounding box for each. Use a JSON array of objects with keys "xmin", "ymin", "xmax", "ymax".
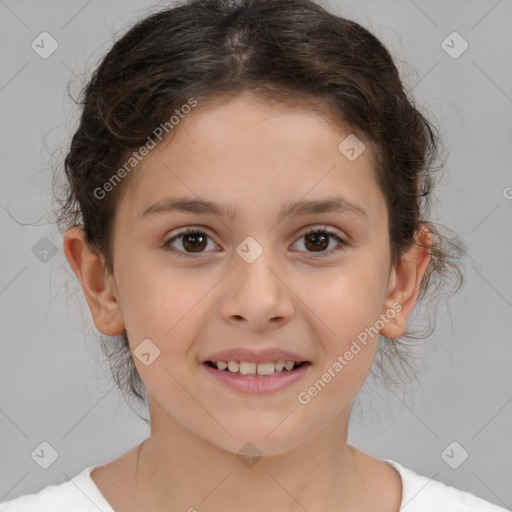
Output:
[{"xmin": 201, "ymin": 362, "xmax": 312, "ymax": 395}]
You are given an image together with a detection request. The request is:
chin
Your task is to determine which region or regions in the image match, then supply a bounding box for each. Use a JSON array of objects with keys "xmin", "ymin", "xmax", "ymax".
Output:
[{"xmin": 203, "ymin": 423, "xmax": 306, "ymax": 459}]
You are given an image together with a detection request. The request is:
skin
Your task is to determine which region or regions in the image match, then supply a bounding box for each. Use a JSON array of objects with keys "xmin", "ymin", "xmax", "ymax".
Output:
[{"xmin": 64, "ymin": 91, "xmax": 432, "ymax": 512}]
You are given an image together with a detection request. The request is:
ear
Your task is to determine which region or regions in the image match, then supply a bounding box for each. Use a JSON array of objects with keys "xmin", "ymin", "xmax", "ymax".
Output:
[
  {"xmin": 380, "ymin": 224, "xmax": 432, "ymax": 337},
  {"xmin": 63, "ymin": 226, "xmax": 125, "ymax": 336}
]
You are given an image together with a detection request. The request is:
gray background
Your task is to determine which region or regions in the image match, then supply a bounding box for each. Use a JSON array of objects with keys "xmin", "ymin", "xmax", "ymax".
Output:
[{"xmin": 0, "ymin": 0, "xmax": 511, "ymax": 509}]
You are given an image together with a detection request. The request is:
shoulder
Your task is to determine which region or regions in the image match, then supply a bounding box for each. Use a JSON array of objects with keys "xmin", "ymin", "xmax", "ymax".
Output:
[
  {"xmin": 385, "ymin": 459, "xmax": 509, "ymax": 512},
  {"xmin": 0, "ymin": 465, "xmax": 113, "ymax": 512}
]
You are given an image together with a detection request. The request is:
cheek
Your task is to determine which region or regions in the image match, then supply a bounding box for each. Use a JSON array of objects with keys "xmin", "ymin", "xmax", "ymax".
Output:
[
  {"xmin": 300, "ymin": 258, "xmax": 388, "ymax": 339},
  {"xmin": 296, "ymin": 269, "xmax": 384, "ymax": 411},
  {"xmin": 294, "ymin": 259, "xmax": 389, "ymax": 402},
  {"xmin": 118, "ymin": 261, "xmax": 207, "ymax": 340},
  {"xmin": 122, "ymin": 274, "xmax": 207, "ymax": 414}
]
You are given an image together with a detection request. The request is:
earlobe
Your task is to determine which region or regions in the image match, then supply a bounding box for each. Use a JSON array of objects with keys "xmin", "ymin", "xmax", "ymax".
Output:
[
  {"xmin": 380, "ymin": 225, "xmax": 433, "ymax": 337},
  {"xmin": 63, "ymin": 226, "xmax": 125, "ymax": 336}
]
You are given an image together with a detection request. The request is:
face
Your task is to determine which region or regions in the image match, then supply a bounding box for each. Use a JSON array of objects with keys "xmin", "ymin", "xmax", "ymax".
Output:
[{"xmin": 81, "ymin": 93, "xmax": 405, "ymax": 456}]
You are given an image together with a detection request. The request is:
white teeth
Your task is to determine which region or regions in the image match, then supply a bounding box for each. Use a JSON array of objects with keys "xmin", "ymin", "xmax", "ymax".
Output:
[
  {"xmin": 256, "ymin": 362, "xmax": 275, "ymax": 375},
  {"xmin": 212, "ymin": 360, "xmax": 300, "ymax": 375},
  {"xmin": 227, "ymin": 361, "xmax": 239, "ymax": 373},
  {"xmin": 284, "ymin": 360, "xmax": 295, "ymax": 371},
  {"xmin": 239, "ymin": 362, "xmax": 257, "ymax": 375}
]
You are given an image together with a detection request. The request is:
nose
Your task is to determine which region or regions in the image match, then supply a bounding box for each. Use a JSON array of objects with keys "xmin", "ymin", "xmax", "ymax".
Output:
[{"xmin": 220, "ymin": 251, "xmax": 295, "ymax": 331}]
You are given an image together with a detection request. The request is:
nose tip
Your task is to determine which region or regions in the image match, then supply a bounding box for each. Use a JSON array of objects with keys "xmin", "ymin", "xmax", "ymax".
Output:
[{"xmin": 221, "ymin": 251, "xmax": 295, "ymax": 330}]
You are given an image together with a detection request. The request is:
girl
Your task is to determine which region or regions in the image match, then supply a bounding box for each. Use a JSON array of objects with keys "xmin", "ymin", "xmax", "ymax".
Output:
[{"xmin": 1, "ymin": 0, "xmax": 508, "ymax": 510}]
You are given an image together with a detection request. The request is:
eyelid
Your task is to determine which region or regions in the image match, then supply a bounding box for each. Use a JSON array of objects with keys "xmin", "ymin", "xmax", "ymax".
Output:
[
  {"xmin": 164, "ymin": 225, "xmax": 216, "ymax": 242},
  {"xmin": 299, "ymin": 224, "xmax": 345, "ymax": 240}
]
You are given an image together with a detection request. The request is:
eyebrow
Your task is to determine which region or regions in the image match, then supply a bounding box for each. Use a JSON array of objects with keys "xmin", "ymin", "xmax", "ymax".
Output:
[{"xmin": 140, "ymin": 196, "xmax": 368, "ymax": 221}]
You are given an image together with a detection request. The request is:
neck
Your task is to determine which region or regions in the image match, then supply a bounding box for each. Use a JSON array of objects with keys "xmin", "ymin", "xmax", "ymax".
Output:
[{"xmin": 133, "ymin": 397, "xmax": 371, "ymax": 512}]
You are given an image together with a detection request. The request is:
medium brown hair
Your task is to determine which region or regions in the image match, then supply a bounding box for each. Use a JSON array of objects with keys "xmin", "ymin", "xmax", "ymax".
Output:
[{"xmin": 55, "ymin": 0, "xmax": 467, "ymax": 413}]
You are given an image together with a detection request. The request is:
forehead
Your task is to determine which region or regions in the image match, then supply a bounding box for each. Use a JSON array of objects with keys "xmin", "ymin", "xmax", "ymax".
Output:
[{"xmin": 117, "ymin": 93, "xmax": 385, "ymax": 226}]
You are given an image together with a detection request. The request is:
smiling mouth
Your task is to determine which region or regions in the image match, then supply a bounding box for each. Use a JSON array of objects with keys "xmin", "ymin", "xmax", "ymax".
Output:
[{"xmin": 203, "ymin": 360, "xmax": 311, "ymax": 377}]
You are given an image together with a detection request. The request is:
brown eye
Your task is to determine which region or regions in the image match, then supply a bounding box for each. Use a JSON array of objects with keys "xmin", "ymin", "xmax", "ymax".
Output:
[
  {"xmin": 181, "ymin": 232, "xmax": 207, "ymax": 252},
  {"xmin": 164, "ymin": 228, "xmax": 217, "ymax": 256},
  {"xmin": 291, "ymin": 228, "xmax": 346, "ymax": 258},
  {"xmin": 303, "ymin": 232, "xmax": 330, "ymax": 252}
]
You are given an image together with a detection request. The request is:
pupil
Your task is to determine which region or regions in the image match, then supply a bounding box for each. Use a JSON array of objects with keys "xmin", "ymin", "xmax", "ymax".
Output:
[
  {"xmin": 306, "ymin": 233, "xmax": 328, "ymax": 252},
  {"xmin": 184, "ymin": 233, "xmax": 207, "ymax": 252}
]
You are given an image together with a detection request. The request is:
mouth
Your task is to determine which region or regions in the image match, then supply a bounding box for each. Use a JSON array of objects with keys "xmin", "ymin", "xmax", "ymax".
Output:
[{"xmin": 201, "ymin": 359, "xmax": 312, "ymax": 394}]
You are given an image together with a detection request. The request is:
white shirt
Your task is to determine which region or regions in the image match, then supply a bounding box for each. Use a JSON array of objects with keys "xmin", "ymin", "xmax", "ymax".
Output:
[{"xmin": 0, "ymin": 459, "xmax": 508, "ymax": 511}]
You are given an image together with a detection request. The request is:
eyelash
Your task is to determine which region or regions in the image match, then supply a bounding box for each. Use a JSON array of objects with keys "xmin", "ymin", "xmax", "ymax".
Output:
[{"xmin": 163, "ymin": 226, "xmax": 347, "ymax": 259}]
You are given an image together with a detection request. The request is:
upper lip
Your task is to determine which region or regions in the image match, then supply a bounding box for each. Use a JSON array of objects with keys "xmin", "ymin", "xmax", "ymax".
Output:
[{"xmin": 202, "ymin": 347, "xmax": 310, "ymax": 364}]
